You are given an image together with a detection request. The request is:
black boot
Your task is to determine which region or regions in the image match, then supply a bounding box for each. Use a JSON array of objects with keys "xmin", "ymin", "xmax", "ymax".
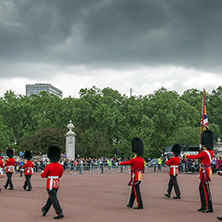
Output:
[
  {"xmin": 54, "ymin": 212, "xmax": 64, "ymax": 219},
  {"xmin": 41, "ymin": 208, "xmax": 47, "ymax": 216},
  {"xmin": 164, "ymin": 193, "xmax": 170, "ymax": 198},
  {"xmin": 197, "ymin": 207, "xmax": 206, "ymax": 212},
  {"xmin": 134, "ymin": 206, "xmax": 143, "ymax": 209}
]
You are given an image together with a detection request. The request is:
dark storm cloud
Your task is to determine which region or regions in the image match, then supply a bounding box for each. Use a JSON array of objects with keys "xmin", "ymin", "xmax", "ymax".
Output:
[{"xmin": 1, "ymin": 0, "xmax": 222, "ymax": 78}]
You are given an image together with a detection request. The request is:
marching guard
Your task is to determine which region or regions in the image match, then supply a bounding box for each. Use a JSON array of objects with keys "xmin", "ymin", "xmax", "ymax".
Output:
[
  {"xmin": 185, "ymin": 129, "xmax": 214, "ymax": 213},
  {"xmin": 3, "ymin": 149, "xmax": 15, "ymax": 190},
  {"xmin": 22, "ymin": 150, "xmax": 33, "ymax": 191},
  {"xmin": 120, "ymin": 137, "xmax": 144, "ymax": 209},
  {"xmin": 164, "ymin": 144, "xmax": 181, "ymax": 199},
  {"xmin": 41, "ymin": 145, "xmax": 64, "ymax": 219},
  {"xmin": 0, "ymin": 158, "xmax": 3, "ymax": 177}
]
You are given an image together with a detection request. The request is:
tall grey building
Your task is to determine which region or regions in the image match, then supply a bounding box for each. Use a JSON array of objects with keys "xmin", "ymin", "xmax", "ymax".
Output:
[{"xmin": 26, "ymin": 83, "xmax": 62, "ymax": 98}]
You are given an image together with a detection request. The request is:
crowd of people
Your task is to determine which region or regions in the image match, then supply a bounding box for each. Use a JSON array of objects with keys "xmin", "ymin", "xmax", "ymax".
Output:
[{"xmin": 1, "ymin": 150, "xmax": 222, "ymax": 176}]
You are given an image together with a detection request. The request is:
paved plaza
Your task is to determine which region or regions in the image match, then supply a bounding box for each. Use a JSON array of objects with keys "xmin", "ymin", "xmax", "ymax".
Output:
[{"xmin": 1, "ymin": 171, "xmax": 222, "ymax": 222}]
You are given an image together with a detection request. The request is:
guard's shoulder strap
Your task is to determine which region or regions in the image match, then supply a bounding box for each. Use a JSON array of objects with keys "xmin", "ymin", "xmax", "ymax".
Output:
[{"xmin": 204, "ymin": 150, "xmax": 212, "ymax": 163}]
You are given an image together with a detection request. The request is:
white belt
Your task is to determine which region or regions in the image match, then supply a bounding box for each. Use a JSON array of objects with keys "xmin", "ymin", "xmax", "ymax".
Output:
[
  {"xmin": 6, "ymin": 166, "xmax": 14, "ymax": 172},
  {"xmin": 170, "ymin": 166, "xmax": 178, "ymax": 176},
  {"xmin": 27, "ymin": 167, "xmax": 33, "ymax": 174},
  {"xmin": 48, "ymin": 176, "xmax": 59, "ymax": 190}
]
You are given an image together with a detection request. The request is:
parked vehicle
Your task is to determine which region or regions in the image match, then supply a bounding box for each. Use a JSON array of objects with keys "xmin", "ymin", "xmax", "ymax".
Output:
[{"xmin": 147, "ymin": 158, "xmax": 158, "ymax": 167}]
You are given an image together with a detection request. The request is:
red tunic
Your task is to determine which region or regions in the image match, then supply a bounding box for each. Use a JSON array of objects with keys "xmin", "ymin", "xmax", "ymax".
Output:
[
  {"xmin": 120, "ymin": 156, "xmax": 144, "ymax": 186},
  {"xmin": 3, "ymin": 158, "xmax": 15, "ymax": 173},
  {"xmin": 186, "ymin": 150, "xmax": 213, "ymax": 183},
  {"xmin": 0, "ymin": 159, "xmax": 3, "ymax": 168},
  {"xmin": 165, "ymin": 156, "xmax": 180, "ymax": 176},
  {"xmin": 22, "ymin": 160, "xmax": 34, "ymax": 175},
  {"xmin": 41, "ymin": 162, "xmax": 63, "ymax": 190}
]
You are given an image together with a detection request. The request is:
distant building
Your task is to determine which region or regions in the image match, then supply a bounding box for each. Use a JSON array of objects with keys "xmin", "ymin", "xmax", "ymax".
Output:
[{"xmin": 26, "ymin": 83, "xmax": 62, "ymax": 98}]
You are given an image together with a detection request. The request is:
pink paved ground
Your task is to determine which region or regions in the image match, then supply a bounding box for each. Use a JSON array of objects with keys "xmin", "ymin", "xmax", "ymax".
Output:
[{"xmin": 1, "ymin": 171, "xmax": 222, "ymax": 222}]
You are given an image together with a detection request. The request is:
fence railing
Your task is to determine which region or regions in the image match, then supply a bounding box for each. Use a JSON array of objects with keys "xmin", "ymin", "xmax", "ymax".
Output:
[{"xmin": 68, "ymin": 163, "xmax": 169, "ymax": 175}]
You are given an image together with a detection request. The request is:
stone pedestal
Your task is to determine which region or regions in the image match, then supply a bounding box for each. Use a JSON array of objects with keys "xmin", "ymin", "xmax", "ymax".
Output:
[
  {"xmin": 65, "ymin": 120, "xmax": 76, "ymax": 160},
  {"xmin": 214, "ymin": 138, "xmax": 222, "ymax": 154}
]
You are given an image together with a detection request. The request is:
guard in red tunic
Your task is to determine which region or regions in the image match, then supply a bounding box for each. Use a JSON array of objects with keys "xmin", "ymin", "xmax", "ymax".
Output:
[
  {"xmin": 41, "ymin": 145, "xmax": 64, "ymax": 219},
  {"xmin": 185, "ymin": 129, "xmax": 214, "ymax": 213},
  {"xmin": 3, "ymin": 149, "xmax": 15, "ymax": 190},
  {"xmin": 164, "ymin": 144, "xmax": 181, "ymax": 199},
  {"xmin": 0, "ymin": 158, "xmax": 3, "ymax": 176},
  {"xmin": 120, "ymin": 137, "xmax": 144, "ymax": 209},
  {"xmin": 22, "ymin": 150, "xmax": 33, "ymax": 191}
]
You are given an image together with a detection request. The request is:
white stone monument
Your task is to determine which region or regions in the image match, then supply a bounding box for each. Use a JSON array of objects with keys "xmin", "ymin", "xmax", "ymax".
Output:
[{"xmin": 65, "ymin": 120, "xmax": 76, "ymax": 160}]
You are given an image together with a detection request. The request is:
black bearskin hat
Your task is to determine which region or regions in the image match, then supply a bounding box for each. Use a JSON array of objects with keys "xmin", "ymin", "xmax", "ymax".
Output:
[
  {"xmin": 47, "ymin": 145, "xmax": 61, "ymax": 162},
  {"xmin": 201, "ymin": 129, "xmax": 214, "ymax": 150},
  {"xmin": 6, "ymin": 149, "xmax": 13, "ymax": 158},
  {"xmin": 131, "ymin": 137, "xmax": 144, "ymax": 156},
  {"xmin": 171, "ymin": 144, "xmax": 181, "ymax": 157},
  {"xmin": 24, "ymin": 150, "xmax": 32, "ymax": 160}
]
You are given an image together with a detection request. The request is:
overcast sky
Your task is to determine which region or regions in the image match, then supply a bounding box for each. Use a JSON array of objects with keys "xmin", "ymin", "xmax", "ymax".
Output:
[{"xmin": 0, "ymin": 0, "xmax": 222, "ymax": 98}]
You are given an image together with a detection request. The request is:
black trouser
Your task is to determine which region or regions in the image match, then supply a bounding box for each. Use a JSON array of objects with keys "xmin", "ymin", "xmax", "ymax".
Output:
[
  {"xmin": 5, "ymin": 172, "xmax": 13, "ymax": 189},
  {"xmin": 42, "ymin": 189, "xmax": 63, "ymax": 214},
  {"xmin": 167, "ymin": 175, "xmax": 180, "ymax": 197},
  {"xmin": 129, "ymin": 181, "xmax": 143, "ymax": 208},
  {"xmin": 199, "ymin": 182, "xmax": 213, "ymax": 212},
  {"xmin": 24, "ymin": 175, "xmax": 32, "ymax": 190}
]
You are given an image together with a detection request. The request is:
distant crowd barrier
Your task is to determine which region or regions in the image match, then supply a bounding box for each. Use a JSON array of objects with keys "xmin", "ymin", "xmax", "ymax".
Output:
[{"xmin": 69, "ymin": 163, "xmax": 169, "ymax": 175}]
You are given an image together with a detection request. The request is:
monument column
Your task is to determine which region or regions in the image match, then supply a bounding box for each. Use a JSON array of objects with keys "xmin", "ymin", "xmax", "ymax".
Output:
[{"xmin": 65, "ymin": 120, "xmax": 76, "ymax": 160}]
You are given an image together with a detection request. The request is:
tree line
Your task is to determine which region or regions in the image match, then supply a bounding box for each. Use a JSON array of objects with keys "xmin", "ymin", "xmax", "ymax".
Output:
[{"xmin": 0, "ymin": 86, "xmax": 221, "ymax": 159}]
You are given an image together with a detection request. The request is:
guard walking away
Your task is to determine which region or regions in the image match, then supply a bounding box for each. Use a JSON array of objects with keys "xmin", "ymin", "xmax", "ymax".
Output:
[
  {"xmin": 185, "ymin": 129, "xmax": 214, "ymax": 213},
  {"xmin": 41, "ymin": 145, "xmax": 64, "ymax": 219},
  {"xmin": 164, "ymin": 144, "xmax": 181, "ymax": 199},
  {"xmin": 120, "ymin": 137, "xmax": 144, "ymax": 209},
  {"xmin": 3, "ymin": 149, "xmax": 15, "ymax": 190},
  {"xmin": 22, "ymin": 151, "xmax": 33, "ymax": 191}
]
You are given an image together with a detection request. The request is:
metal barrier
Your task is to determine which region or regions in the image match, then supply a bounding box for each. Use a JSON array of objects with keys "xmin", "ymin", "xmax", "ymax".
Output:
[{"xmin": 69, "ymin": 163, "xmax": 169, "ymax": 175}]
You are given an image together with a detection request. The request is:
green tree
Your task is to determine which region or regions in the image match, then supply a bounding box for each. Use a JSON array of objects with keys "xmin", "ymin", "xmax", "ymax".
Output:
[{"xmin": 20, "ymin": 127, "xmax": 66, "ymax": 154}]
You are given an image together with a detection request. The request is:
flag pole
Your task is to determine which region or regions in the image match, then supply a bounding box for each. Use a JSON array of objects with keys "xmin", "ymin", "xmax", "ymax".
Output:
[{"xmin": 200, "ymin": 88, "xmax": 208, "ymax": 144}]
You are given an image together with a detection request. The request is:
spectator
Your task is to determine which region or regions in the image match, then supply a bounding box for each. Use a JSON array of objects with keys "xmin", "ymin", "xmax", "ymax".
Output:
[{"xmin": 158, "ymin": 157, "xmax": 163, "ymax": 171}]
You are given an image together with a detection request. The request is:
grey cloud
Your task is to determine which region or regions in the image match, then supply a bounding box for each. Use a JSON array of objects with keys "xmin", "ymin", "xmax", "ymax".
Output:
[{"xmin": 1, "ymin": 0, "xmax": 222, "ymax": 78}]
